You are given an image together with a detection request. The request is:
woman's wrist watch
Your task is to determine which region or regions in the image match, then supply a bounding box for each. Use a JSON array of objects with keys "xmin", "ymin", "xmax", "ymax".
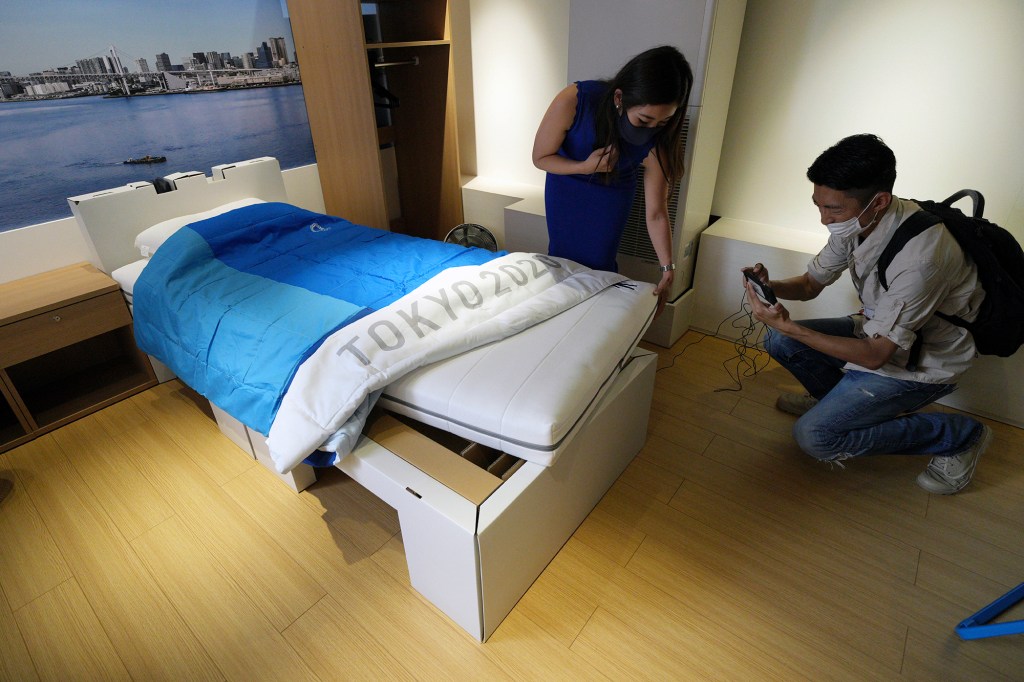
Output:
[{"xmin": 659, "ymin": 263, "xmax": 676, "ymax": 272}]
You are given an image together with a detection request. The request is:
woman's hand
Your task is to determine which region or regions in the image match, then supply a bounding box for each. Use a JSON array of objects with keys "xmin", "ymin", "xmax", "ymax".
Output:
[
  {"xmin": 582, "ymin": 145, "xmax": 617, "ymax": 174},
  {"xmin": 653, "ymin": 269, "xmax": 674, "ymax": 318}
]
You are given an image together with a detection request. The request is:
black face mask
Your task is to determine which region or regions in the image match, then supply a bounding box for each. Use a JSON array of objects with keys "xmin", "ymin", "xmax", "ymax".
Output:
[{"xmin": 618, "ymin": 111, "xmax": 659, "ymax": 146}]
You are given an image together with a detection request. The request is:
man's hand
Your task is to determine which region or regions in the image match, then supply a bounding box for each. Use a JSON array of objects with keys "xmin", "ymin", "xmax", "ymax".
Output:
[
  {"xmin": 743, "ymin": 277, "xmax": 789, "ymax": 328},
  {"xmin": 741, "ymin": 262, "xmax": 770, "ymax": 285}
]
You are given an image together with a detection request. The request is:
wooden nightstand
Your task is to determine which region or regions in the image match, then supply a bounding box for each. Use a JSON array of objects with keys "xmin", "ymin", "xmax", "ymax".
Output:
[{"xmin": 0, "ymin": 262, "xmax": 158, "ymax": 453}]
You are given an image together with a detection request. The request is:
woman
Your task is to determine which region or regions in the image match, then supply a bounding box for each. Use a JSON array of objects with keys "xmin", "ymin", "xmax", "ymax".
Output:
[{"xmin": 533, "ymin": 45, "xmax": 693, "ymax": 311}]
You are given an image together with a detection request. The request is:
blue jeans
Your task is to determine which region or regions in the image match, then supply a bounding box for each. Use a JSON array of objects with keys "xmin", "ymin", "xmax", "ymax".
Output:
[{"xmin": 764, "ymin": 317, "xmax": 983, "ymax": 462}]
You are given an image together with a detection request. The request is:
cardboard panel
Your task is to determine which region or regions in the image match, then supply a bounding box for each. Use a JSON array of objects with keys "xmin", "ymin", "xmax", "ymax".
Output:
[{"xmin": 365, "ymin": 412, "xmax": 502, "ymax": 505}]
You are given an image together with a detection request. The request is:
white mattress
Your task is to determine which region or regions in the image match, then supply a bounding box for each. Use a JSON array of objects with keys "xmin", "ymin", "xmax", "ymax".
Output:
[
  {"xmin": 111, "ymin": 258, "xmax": 658, "ymax": 466},
  {"xmin": 379, "ymin": 280, "xmax": 657, "ymax": 466}
]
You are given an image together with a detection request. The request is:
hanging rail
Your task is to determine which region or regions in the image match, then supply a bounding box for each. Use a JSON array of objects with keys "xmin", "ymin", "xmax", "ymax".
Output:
[{"xmin": 373, "ymin": 57, "xmax": 419, "ymax": 68}]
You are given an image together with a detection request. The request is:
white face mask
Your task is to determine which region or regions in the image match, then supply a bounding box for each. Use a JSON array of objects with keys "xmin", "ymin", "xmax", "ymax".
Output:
[{"xmin": 827, "ymin": 193, "xmax": 881, "ymax": 240}]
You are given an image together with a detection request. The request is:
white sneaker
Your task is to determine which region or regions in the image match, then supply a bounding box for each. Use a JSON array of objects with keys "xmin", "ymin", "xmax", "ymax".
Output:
[
  {"xmin": 916, "ymin": 425, "xmax": 991, "ymax": 495},
  {"xmin": 775, "ymin": 392, "xmax": 819, "ymax": 416}
]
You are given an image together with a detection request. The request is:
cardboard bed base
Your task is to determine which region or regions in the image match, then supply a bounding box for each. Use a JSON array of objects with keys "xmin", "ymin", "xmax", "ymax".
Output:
[{"xmin": 214, "ymin": 349, "xmax": 657, "ymax": 641}]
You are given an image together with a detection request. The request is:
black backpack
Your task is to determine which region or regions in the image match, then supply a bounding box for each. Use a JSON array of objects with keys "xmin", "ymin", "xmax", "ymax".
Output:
[{"xmin": 877, "ymin": 190, "xmax": 1024, "ymax": 361}]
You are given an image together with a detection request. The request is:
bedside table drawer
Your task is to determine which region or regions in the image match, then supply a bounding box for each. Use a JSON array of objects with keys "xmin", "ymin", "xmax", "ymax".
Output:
[{"xmin": 0, "ymin": 292, "xmax": 131, "ymax": 367}]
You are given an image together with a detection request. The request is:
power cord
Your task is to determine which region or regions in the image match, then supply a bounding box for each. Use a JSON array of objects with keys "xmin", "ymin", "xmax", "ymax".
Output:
[
  {"xmin": 716, "ymin": 292, "xmax": 772, "ymax": 392},
  {"xmin": 655, "ymin": 331, "xmax": 710, "ymax": 373},
  {"xmin": 656, "ymin": 290, "xmax": 772, "ymax": 392}
]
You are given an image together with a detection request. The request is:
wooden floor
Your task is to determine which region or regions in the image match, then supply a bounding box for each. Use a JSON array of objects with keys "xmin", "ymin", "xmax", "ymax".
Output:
[{"xmin": 1, "ymin": 331, "xmax": 1022, "ymax": 681}]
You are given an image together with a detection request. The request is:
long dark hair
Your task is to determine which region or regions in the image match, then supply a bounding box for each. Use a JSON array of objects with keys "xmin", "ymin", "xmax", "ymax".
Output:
[{"xmin": 595, "ymin": 45, "xmax": 694, "ymax": 185}]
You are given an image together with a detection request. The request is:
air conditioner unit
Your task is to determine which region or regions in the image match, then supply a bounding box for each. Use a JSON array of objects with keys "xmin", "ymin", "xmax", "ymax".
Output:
[{"xmin": 567, "ymin": 0, "xmax": 746, "ymax": 346}]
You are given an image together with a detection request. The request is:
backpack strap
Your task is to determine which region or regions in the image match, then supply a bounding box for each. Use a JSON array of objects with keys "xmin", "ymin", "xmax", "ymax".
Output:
[
  {"xmin": 875, "ymin": 210, "xmax": 943, "ymax": 372},
  {"xmin": 876, "ymin": 210, "xmax": 943, "ymax": 290}
]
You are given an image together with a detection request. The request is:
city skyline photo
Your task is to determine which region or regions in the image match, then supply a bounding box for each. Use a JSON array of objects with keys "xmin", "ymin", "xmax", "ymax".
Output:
[
  {"xmin": 1, "ymin": 0, "xmax": 293, "ymax": 75},
  {"xmin": 0, "ymin": 0, "xmax": 315, "ymax": 233}
]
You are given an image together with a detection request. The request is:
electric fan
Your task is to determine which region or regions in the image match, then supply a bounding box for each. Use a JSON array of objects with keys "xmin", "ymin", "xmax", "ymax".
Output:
[{"xmin": 444, "ymin": 223, "xmax": 498, "ymax": 251}]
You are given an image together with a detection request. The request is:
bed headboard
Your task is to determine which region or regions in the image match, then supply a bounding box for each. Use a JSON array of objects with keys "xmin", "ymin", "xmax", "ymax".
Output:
[{"xmin": 68, "ymin": 156, "xmax": 289, "ymax": 274}]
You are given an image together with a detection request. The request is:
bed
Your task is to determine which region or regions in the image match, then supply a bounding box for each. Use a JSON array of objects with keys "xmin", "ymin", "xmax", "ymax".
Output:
[{"xmin": 68, "ymin": 157, "xmax": 659, "ymax": 641}]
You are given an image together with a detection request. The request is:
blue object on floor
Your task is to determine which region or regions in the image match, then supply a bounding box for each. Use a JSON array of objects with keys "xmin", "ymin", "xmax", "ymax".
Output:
[{"xmin": 955, "ymin": 582, "xmax": 1024, "ymax": 640}]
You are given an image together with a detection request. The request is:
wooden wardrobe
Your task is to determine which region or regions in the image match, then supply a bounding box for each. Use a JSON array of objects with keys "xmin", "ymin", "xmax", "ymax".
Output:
[{"xmin": 288, "ymin": 0, "xmax": 463, "ymax": 240}]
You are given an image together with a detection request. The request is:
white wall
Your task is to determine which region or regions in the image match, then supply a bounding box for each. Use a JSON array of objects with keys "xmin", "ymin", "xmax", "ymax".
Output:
[
  {"xmin": 464, "ymin": 0, "xmax": 570, "ymax": 187},
  {"xmin": 0, "ymin": 215, "xmax": 90, "ymax": 285},
  {"xmin": 713, "ymin": 0, "xmax": 1024, "ymax": 238}
]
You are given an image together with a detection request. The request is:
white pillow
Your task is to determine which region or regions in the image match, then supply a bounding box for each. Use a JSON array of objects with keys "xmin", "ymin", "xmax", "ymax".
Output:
[
  {"xmin": 134, "ymin": 197, "xmax": 266, "ymax": 257},
  {"xmin": 110, "ymin": 258, "xmax": 149, "ymax": 298}
]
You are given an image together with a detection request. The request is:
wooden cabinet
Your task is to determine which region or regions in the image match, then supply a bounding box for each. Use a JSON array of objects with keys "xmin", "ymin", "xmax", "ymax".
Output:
[
  {"xmin": 288, "ymin": 0, "xmax": 463, "ymax": 240},
  {"xmin": 0, "ymin": 263, "xmax": 157, "ymax": 453}
]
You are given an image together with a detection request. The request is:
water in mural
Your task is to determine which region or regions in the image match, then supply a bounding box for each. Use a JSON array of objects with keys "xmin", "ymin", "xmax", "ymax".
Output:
[{"xmin": 0, "ymin": 85, "xmax": 316, "ymax": 233}]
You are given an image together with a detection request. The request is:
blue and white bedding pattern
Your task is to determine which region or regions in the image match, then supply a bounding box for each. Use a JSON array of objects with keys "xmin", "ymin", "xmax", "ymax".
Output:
[
  {"xmin": 133, "ymin": 202, "xmax": 499, "ymax": 436},
  {"xmin": 268, "ymin": 252, "xmax": 626, "ymax": 472},
  {"xmin": 133, "ymin": 202, "xmax": 628, "ymax": 473}
]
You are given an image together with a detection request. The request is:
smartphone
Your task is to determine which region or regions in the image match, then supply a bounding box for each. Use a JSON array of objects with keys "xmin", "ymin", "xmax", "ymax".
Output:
[{"xmin": 744, "ymin": 270, "xmax": 778, "ymax": 305}]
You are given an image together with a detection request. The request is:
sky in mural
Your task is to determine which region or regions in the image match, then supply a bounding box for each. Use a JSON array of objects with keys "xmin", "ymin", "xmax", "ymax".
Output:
[{"xmin": 1, "ymin": 0, "xmax": 293, "ymax": 74}]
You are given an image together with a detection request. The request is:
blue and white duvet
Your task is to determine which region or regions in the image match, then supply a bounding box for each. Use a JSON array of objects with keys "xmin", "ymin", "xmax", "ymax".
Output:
[{"xmin": 134, "ymin": 202, "xmax": 627, "ymax": 473}]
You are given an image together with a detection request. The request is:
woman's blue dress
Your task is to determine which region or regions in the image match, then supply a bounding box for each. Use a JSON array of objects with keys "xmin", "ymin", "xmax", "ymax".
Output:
[{"xmin": 544, "ymin": 80, "xmax": 657, "ymax": 272}]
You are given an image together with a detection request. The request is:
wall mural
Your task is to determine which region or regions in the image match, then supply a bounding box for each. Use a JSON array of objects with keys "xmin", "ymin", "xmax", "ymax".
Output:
[{"xmin": 0, "ymin": 0, "xmax": 316, "ymax": 232}]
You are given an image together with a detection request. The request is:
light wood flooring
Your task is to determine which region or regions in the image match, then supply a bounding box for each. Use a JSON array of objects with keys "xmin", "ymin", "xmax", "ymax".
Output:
[{"xmin": 1, "ymin": 331, "xmax": 1022, "ymax": 681}]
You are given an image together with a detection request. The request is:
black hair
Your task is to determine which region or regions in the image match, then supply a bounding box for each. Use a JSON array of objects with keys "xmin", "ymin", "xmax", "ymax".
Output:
[
  {"xmin": 595, "ymin": 45, "xmax": 694, "ymax": 185},
  {"xmin": 806, "ymin": 133, "xmax": 897, "ymax": 206}
]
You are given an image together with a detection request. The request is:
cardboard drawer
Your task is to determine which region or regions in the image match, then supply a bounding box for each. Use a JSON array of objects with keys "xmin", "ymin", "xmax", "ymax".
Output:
[
  {"xmin": 364, "ymin": 411, "xmax": 524, "ymax": 506},
  {"xmin": 0, "ymin": 292, "xmax": 131, "ymax": 367}
]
